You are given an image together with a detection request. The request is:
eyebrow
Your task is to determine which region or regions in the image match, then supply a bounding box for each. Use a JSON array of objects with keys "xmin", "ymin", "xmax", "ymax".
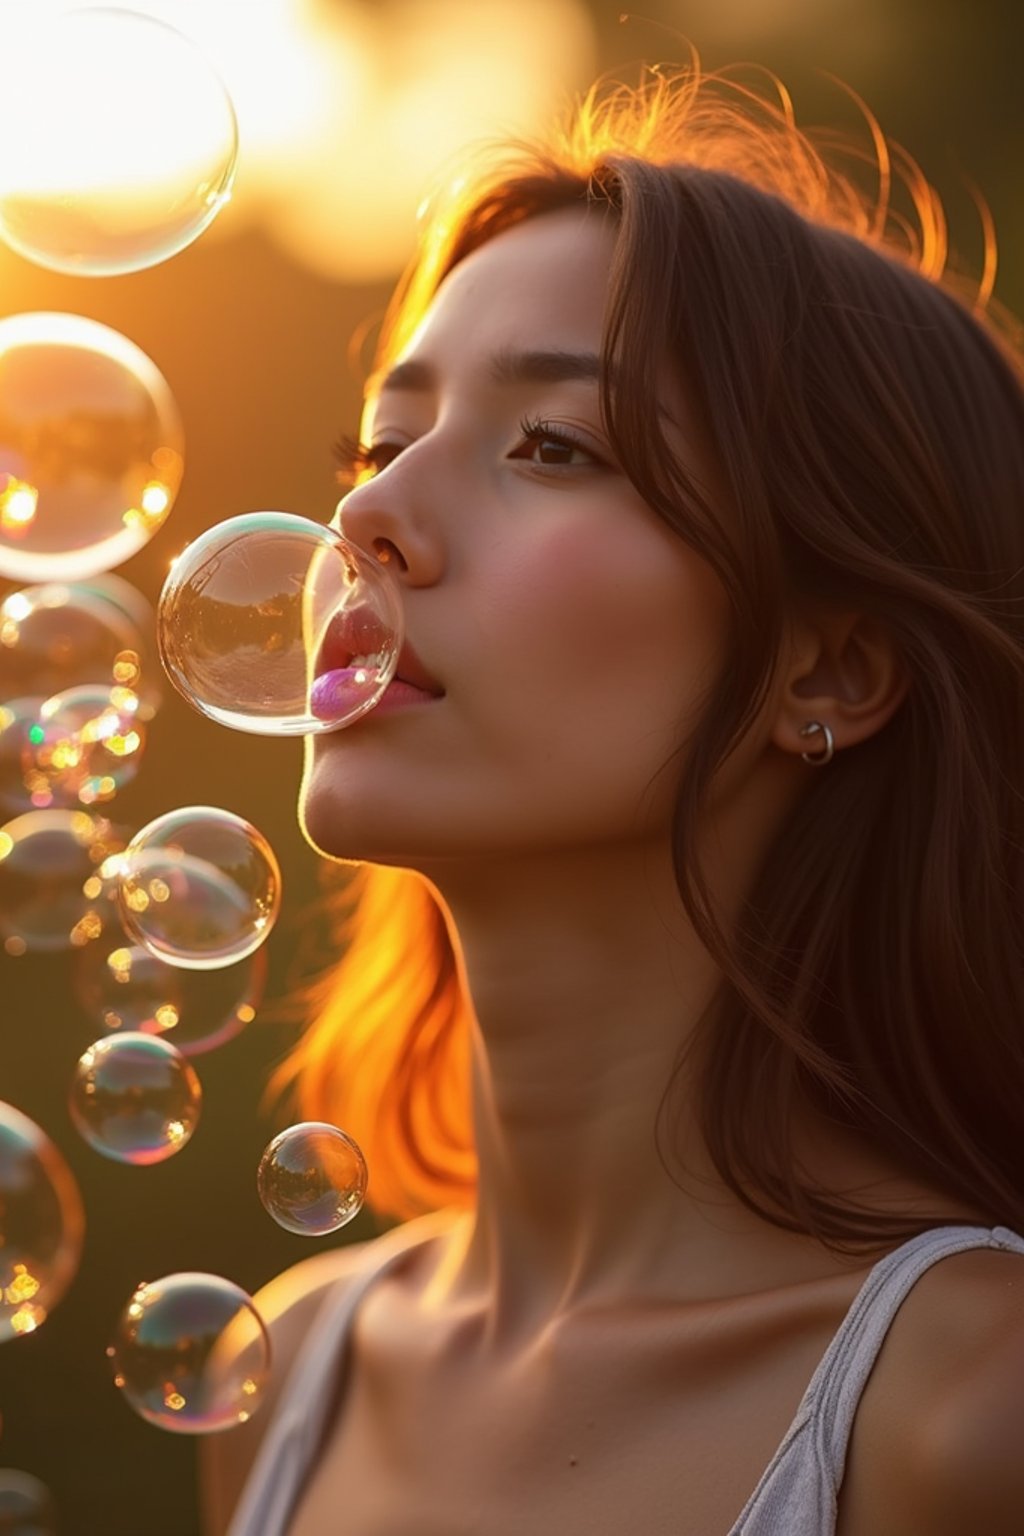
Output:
[{"xmin": 369, "ymin": 346, "xmax": 609, "ymax": 398}]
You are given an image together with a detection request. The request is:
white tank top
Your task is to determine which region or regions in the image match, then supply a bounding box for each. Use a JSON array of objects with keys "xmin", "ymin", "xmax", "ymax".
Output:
[{"xmin": 227, "ymin": 1216, "xmax": 1024, "ymax": 1535}]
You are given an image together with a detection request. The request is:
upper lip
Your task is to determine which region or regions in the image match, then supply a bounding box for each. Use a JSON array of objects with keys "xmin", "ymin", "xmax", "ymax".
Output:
[{"xmin": 316, "ymin": 607, "xmax": 444, "ymax": 696}]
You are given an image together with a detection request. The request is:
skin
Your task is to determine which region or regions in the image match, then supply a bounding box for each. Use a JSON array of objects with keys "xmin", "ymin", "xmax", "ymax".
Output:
[{"xmin": 298, "ymin": 204, "xmax": 927, "ymax": 1344}]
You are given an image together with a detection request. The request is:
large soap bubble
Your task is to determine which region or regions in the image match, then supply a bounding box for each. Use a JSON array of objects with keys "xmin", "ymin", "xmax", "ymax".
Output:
[
  {"xmin": 0, "ymin": 1101, "xmax": 85, "ymax": 1342},
  {"xmin": 116, "ymin": 807, "xmax": 281, "ymax": 969},
  {"xmin": 109, "ymin": 1272, "xmax": 270, "ymax": 1433},
  {"xmin": 0, "ymin": 313, "xmax": 184, "ymax": 583},
  {"xmin": 22, "ymin": 684, "xmax": 145, "ymax": 809},
  {"xmin": 0, "ymin": 578, "xmax": 160, "ymax": 717},
  {"xmin": 0, "ymin": 6, "xmax": 238, "ymax": 277},
  {"xmin": 158, "ymin": 513, "xmax": 403, "ymax": 735}
]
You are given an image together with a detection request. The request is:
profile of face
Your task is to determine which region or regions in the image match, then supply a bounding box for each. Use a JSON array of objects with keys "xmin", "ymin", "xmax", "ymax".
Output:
[{"xmin": 300, "ymin": 206, "xmax": 732, "ymax": 868}]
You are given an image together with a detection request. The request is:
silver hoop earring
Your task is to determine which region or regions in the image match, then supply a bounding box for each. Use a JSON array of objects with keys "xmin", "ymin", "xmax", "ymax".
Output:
[{"xmin": 798, "ymin": 720, "xmax": 835, "ymax": 766}]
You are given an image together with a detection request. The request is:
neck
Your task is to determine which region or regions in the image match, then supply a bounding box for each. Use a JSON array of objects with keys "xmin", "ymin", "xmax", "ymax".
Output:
[{"xmin": 416, "ymin": 838, "xmax": 883, "ymax": 1346}]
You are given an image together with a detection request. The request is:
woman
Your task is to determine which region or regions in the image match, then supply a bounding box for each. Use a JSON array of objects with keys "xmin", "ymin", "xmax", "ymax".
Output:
[{"xmin": 202, "ymin": 59, "xmax": 1024, "ymax": 1535}]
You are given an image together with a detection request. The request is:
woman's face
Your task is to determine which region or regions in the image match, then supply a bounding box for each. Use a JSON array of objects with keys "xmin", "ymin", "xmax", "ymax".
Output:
[{"xmin": 300, "ymin": 206, "xmax": 731, "ymax": 865}]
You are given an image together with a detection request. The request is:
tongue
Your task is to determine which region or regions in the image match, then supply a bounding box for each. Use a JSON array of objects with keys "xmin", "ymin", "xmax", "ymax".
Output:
[{"xmin": 310, "ymin": 665, "xmax": 381, "ymax": 721}]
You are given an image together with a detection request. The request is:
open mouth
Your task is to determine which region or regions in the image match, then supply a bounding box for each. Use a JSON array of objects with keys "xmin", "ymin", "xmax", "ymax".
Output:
[{"xmin": 310, "ymin": 606, "xmax": 444, "ymax": 721}]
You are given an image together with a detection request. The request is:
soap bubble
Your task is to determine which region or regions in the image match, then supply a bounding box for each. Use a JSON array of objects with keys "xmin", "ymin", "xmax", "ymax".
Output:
[
  {"xmin": 20, "ymin": 684, "xmax": 145, "ymax": 809},
  {"xmin": 72, "ymin": 936, "xmax": 265, "ymax": 1057},
  {"xmin": 0, "ymin": 312, "xmax": 184, "ymax": 583},
  {"xmin": 109, "ymin": 1272, "xmax": 270, "ymax": 1434},
  {"xmin": 0, "ymin": 1469, "xmax": 57, "ymax": 1533},
  {"xmin": 0, "ymin": 1101, "xmax": 85, "ymax": 1342},
  {"xmin": 116, "ymin": 807, "xmax": 281, "ymax": 969},
  {"xmin": 0, "ymin": 809, "xmax": 127, "ymax": 955},
  {"xmin": 0, "ymin": 698, "xmax": 47, "ymax": 815},
  {"xmin": 0, "ymin": 578, "xmax": 160, "ymax": 717},
  {"xmin": 158, "ymin": 512, "xmax": 403, "ymax": 735},
  {"xmin": 258, "ymin": 1122, "xmax": 368, "ymax": 1236},
  {"xmin": 68, "ymin": 1032, "xmax": 201, "ymax": 1165},
  {"xmin": 0, "ymin": 6, "xmax": 237, "ymax": 277}
]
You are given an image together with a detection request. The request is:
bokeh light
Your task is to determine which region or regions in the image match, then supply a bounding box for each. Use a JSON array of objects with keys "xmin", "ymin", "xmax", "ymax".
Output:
[
  {"xmin": 68, "ymin": 1032, "xmax": 201, "ymax": 1165},
  {"xmin": 0, "ymin": 312, "xmax": 184, "ymax": 583},
  {"xmin": 72, "ymin": 937, "xmax": 266, "ymax": 1057},
  {"xmin": 0, "ymin": 5, "xmax": 238, "ymax": 277},
  {"xmin": 0, "ymin": 809, "xmax": 127, "ymax": 955},
  {"xmin": 22, "ymin": 685, "xmax": 145, "ymax": 809},
  {"xmin": 0, "ymin": 1101, "xmax": 85, "ymax": 1343},
  {"xmin": 108, "ymin": 1271, "xmax": 270, "ymax": 1434},
  {"xmin": 158, "ymin": 511, "xmax": 403, "ymax": 735},
  {"xmin": 257, "ymin": 1122, "xmax": 368, "ymax": 1236}
]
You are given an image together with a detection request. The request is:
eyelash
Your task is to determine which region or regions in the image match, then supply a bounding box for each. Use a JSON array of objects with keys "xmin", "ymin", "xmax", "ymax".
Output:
[{"xmin": 331, "ymin": 415, "xmax": 599, "ymax": 488}]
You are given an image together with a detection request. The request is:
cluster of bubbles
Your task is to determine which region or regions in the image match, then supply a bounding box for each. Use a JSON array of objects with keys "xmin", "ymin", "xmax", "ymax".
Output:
[{"xmin": 0, "ymin": 6, "xmax": 381, "ymax": 1511}]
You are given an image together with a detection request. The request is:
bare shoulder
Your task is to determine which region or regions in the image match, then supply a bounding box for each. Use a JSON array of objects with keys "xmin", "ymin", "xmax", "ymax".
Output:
[
  {"xmin": 197, "ymin": 1237, "xmax": 373, "ymax": 1536},
  {"xmin": 838, "ymin": 1241, "xmax": 1024, "ymax": 1536}
]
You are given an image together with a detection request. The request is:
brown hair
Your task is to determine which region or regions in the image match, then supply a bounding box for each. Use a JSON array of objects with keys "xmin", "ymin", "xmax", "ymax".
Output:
[{"xmin": 272, "ymin": 58, "xmax": 1024, "ymax": 1257}]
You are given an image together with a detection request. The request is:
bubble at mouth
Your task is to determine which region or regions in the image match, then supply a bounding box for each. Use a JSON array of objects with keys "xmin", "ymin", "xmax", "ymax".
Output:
[{"xmin": 157, "ymin": 512, "xmax": 403, "ymax": 735}]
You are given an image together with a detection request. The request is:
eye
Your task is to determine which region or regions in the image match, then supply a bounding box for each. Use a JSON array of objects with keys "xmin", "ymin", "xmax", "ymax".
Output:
[
  {"xmin": 512, "ymin": 415, "xmax": 602, "ymax": 469},
  {"xmin": 331, "ymin": 432, "xmax": 405, "ymax": 488}
]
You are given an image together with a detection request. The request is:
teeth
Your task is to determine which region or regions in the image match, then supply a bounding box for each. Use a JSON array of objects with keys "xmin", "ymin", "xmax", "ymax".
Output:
[{"xmin": 347, "ymin": 652, "xmax": 383, "ymax": 668}]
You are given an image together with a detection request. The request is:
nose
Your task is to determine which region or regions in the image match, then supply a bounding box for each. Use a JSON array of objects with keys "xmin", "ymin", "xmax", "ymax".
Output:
[{"xmin": 332, "ymin": 467, "xmax": 443, "ymax": 586}]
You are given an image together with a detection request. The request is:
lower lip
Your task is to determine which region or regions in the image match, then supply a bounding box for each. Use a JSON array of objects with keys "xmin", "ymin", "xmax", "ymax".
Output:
[
  {"xmin": 311, "ymin": 668, "xmax": 442, "ymax": 722},
  {"xmin": 368, "ymin": 678, "xmax": 443, "ymax": 714}
]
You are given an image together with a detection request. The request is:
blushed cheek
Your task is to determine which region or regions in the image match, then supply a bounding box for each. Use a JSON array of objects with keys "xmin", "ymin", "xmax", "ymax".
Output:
[{"xmin": 496, "ymin": 524, "xmax": 716, "ymax": 710}]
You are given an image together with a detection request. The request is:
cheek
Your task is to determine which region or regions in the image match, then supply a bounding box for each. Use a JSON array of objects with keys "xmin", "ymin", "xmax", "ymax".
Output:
[{"xmin": 479, "ymin": 521, "xmax": 723, "ymax": 717}]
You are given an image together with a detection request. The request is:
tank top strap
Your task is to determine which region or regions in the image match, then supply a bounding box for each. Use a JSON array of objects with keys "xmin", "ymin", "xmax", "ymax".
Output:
[
  {"xmin": 807, "ymin": 1223, "xmax": 1024, "ymax": 1470},
  {"xmin": 227, "ymin": 1209, "xmax": 459, "ymax": 1536},
  {"xmin": 729, "ymin": 1222, "xmax": 1024, "ymax": 1534}
]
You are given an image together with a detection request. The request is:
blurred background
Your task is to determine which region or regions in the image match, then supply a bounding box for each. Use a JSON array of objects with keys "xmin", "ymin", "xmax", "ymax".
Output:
[{"xmin": 0, "ymin": 0, "xmax": 1021, "ymax": 1530}]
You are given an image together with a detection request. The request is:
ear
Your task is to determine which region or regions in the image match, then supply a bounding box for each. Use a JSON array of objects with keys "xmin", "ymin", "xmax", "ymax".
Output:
[{"xmin": 770, "ymin": 608, "xmax": 911, "ymax": 760}]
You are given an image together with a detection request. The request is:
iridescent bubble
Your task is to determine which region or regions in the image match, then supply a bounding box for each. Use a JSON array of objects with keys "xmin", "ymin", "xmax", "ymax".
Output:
[
  {"xmin": 0, "ymin": 809, "xmax": 127, "ymax": 955},
  {"xmin": 0, "ymin": 1101, "xmax": 85, "ymax": 1343},
  {"xmin": 0, "ymin": 313, "xmax": 184, "ymax": 583},
  {"xmin": 0, "ymin": 6, "xmax": 237, "ymax": 277},
  {"xmin": 0, "ymin": 578, "xmax": 160, "ymax": 717},
  {"xmin": 0, "ymin": 1468, "xmax": 57, "ymax": 1533},
  {"xmin": 23, "ymin": 685, "xmax": 145, "ymax": 809},
  {"xmin": 117, "ymin": 807, "xmax": 281, "ymax": 970},
  {"xmin": 257, "ymin": 1122, "xmax": 368, "ymax": 1236},
  {"xmin": 158, "ymin": 512, "xmax": 403, "ymax": 735},
  {"xmin": 72, "ymin": 937, "xmax": 266, "ymax": 1057},
  {"xmin": 68, "ymin": 1033, "xmax": 201, "ymax": 1165},
  {"xmin": 109, "ymin": 1272, "xmax": 270, "ymax": 1434}
]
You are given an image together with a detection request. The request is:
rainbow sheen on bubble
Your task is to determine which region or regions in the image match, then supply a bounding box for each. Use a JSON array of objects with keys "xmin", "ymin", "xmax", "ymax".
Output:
[
  {"xmin": 0, "ymin": 809, "xmax": 127, "ymax": 955},
  {"xmin": 0, "ymin": 1468, "xmax": 57, "ymax": 1533},
  {"xmin": 0, "ymin": 6, "xmax": 237, "ymax": 277},
  {"xmin": 68, "ymin": 1033, "xmax": 201, "ymax": 1165},
  {"xmin": 0, "ymin": 1101, "xmax": 85, "ymax": 1342},
  {"xmin": 116, "ymin": 807, "xmax": 281, "ymax": 970},
  {"xmin": 158, "ymin": 512, "xmax": 402, "ymax": 735},
  {"xmin": 109, "ymin": 1271, "xmax": 270, "ymax": 1434},
  {"xmin": 257, "ymin": 1122, "xmax": 368, "ymax": 1236},
  {"xmin": 0, "ymin": 578, "xmax": 160, "ymax": 717},
  {"xmin": 0, "ymin": 313, "xmax": 184, "ymax": 583}
]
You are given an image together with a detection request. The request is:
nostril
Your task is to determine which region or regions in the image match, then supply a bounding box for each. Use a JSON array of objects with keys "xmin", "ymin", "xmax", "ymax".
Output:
[{"xmin": 373, "ymin": 538, "xmax": 405, "ymax": 569}]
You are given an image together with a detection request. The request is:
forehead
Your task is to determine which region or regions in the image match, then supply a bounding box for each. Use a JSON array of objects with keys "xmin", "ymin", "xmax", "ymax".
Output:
[{"xmin": 389, "ymin": 207, "xmax": 618, "ymax": 382}]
